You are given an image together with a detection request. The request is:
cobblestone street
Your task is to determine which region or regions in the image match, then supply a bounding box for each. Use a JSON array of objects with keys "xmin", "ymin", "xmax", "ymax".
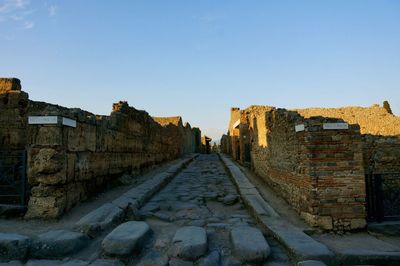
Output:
[{"xmin": 132, "ymin": 154, "xmax": 290, "ymax": 265}]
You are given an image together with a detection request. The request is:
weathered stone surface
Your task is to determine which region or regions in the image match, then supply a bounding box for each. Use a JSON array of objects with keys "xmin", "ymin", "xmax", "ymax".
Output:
[
  {"xmin": 137, "ymin": 251, "xmax": 168, "ymax": 266},
  {"xmin": 230, "ymin": 226, "xmax": 270, "ymax": 262},
  {"xmin": 59, "ymin": 260, "xmax": 89, "ymax": 266},
  {"xmin": 75, "ymin": 203, "xmax": 124, "ymax": 236},
  {"xmin": 196, "ymin": 250, "xmax": 220, "ymax": 266},
  {"xmin": 31, "ymin": 230, "xmax": 89, "ymax": 258},
  {"xmin": 168, "ymin": 258, "xmax": 193, "ymax": 266},
  {"xmin": 102, "ymin": 221, "xmax": 151, "ymax": 256},
  {"xmin": 111, "ymin": 196, "xmax": 138, "ymax": 210},
  {"xmin": 297, "ymin": 260, "xmax": 327, "ymax": 266},
  {"xmin": 88, "ymin": 259, "xmax": 124, "ymax": 266},
  {"xmin": 0, "ymin": 78, "xmax": 21, "ymax": 93},
  {"xmin": 223, "ymin": 194, "xmax": 238, "ymax": 205},
  {"xmin": 170, "ymin": 226, "xmax": 207, "ymax": 261},
  {"xmin": 25, "ymin": 260, "xmax": 63, "ymax": 266},
  {"xmin": 0, "ymin": 261, "xmax": 24, "ymax": 266},
  {"xmin": 0, "ymin": 233, "xmax": 30, "ymax": 262},
  {"xmin": 221, "ymin": 256, "xmax": 241, "ymax": 266}
]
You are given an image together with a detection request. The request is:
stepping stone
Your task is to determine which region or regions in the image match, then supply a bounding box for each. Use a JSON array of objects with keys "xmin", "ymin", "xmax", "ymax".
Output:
[
  {"xmin": 230, "ymin": 226, "xmax": 270, "ymax": 262},
  {"xmin": 75, "ymin": 203, "xmax": 124, "ymax": 236},
  {"xmin": 31, "ymin": 230, "xmax": 89, "ymax": 258},
  {"xmin": 102, "ymin": 221, "xmax": 151, "ymax": 257},
  {"xmin": 137, "ymin": 251, "xmax": 168, "ymax": 266},
  {"xmin": 170, "ymin": 226, "xmax": 207, "ymax": 261},
  {"xmin": 223, "ymin": 194, "xmax": 239, "ymax": 205},
  {"xmin": 0, "ymin": 233, "xmax": 30, "ymax": 262},
  {"xmin": 196, "ymin": 250, "xmax": 220, "ymax": 266},
  {"xmin": 88, "ymin": 259, "xmax": 125, "ymax": 266}
]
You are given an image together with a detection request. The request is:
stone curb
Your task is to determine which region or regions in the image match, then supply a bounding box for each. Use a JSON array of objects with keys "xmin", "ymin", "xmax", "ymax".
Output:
[
  {"xmin": 75, "ymin": 154, "xmax": 198, "ymax": 236},
  {"xmin": 218, "ymin": 154, "xmax": 337, "ymax": 266},
  {"xmin": 0, "ymin": 154, "xmax": 198, "ymax": 263}
]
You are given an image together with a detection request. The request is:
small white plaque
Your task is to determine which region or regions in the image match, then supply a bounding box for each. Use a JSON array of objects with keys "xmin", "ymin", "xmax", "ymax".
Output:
[
  {"xmin": 295, "ymin": 124, "xmax": 305, "ymax": 132},
  {"xmin": 62, "ymin": 117, "xmax": 77, "ymax": 128},
  {"xmin": 323, "ymin": 123, "xmax": 349, "ymax": 130},
  {"xmin": 28, "ymin": 116, "xmax": 58, "ymax": 125}
]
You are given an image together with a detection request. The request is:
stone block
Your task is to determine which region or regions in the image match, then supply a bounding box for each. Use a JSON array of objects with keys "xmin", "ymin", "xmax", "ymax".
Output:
[
  {"xmin": 31, "ymin": 230, "xmax": 89, "ymax": 258},
  {"xmin": 170, "ymin": 226, "xmax": 207, "ymax": 261},
  {"xmin": 0, "ymin": 233, "xmax": 30, "ymax": 262},
  {"xmin": 230, "ymin": 225, "xmax": 270, "ymax": 262},
  {"xmin": 101, "ymin": 221, "xmax": 151, "ymax": 257},
  {"xmin": 136, "ymin": 250, "xmax": 168, "ymax": 266},
  {"xmin": 75, "ymin": 203, "xmax": 124, "ymax": 237},
  {"xmin": 25, "ymin": 194, "xmax": 67, "ymax": 219},
  {"xmin": 0, "ymin": 78, "xmax": 21, "ymax": 93}
]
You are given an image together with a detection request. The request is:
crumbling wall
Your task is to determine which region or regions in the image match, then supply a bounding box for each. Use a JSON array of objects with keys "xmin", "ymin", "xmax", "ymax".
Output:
[
  {"xmin": 0, "ymin": 78, "xmax": 29, "ymax": 156},
  {"xmin": 0, "ymin": 79, "xmax": 29, "ymax": 205},
  {"xmin": 226, "ymin": 105, "xmax": 367, "ymax": 231},
  {"xmin": 1, "ymin": 78, "xmax": 200, "ymax": 218}
]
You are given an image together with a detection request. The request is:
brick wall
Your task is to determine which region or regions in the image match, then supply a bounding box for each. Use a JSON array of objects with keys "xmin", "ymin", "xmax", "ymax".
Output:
[{"xmin": 224, "ymin": 105, "xmax": 368, "ymax": 231}]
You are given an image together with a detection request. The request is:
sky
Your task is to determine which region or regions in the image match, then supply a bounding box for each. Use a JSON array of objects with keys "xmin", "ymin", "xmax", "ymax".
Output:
[{"xmin": 1, "ymin": 0, "xmax": 399, "ymax": 141}]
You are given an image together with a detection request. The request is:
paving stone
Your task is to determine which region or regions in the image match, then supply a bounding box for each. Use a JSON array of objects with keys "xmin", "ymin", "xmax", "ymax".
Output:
[
  {"xmin": 31, "ymin": 230, "xmax": 89, "ymax": 258},
  {"xmin": 221, "ymin": 256, "xmax": 241, "ymax": 266},
  {"xmin": 196, "ymin": 250, "xmax": 220, "ymax": 266},
  {"xmin": 111, "ymin": 196, "xmax": 138, "ymax": 210},
  {"xmin": 168, "ymin": 258, "xmax": 194, "ymax": 266},
  {"xmin": 230, "ymin": 226, "xmax": 270, "ymax": 262},
  {"xmin": 223, "ymin": 194, "xmax": 239, "ymax": 205},
  {"xmin": 25, "ymin": 260, "xmax": 63, "ymax": 266},
  {"xmin": 0, "ymin": 261, "xmax": 23, "ymax": 266},
  {"xmin": 297, "ymin": 260, "xmax": 327, "ymax": 266},
  {"xmin": 75, "ymin": 203, "xmax": 124, "ymax": 236},
  {"xmin": 137, "ymin": 251, "xmax": 169, "ymax": 266},
  {"xmin": 102, "ymin": 221, "xmax": 151, "ymax": 257},
  {"xmin": 59, "ymin": 259, "xmax": 89, "ymax": 266},
  {"xmin": 170, "ymin": 226, "xmax": 207, "ymax": 261},
  {"xmin": 0, "ymin": 233, "xmax": 30, "ymax": 262},
  {"xmin": 187, "ymin": 219, "xmax": 206, "ymax": 227},
  {"xmin": 88, "ymin": 259, "xmax": 125, "ymax": 266}
]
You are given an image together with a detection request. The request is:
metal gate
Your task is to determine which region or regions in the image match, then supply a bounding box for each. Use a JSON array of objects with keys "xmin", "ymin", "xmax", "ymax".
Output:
[
  {"xmin": 366, "ymin": 173, "xmax": 400, "ymax": 222},
  {"xmin": 0, "ymin": 150, "xmax": 27, "ymax": 206}
]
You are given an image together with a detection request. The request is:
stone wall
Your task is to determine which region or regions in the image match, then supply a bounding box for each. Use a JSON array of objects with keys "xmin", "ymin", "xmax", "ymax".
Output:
[
  {"xmin": 0, "ymin": 79, "xmax": 29, "ymax": 205},
  {"xmin": 0, "ymin": 78, "xmax": 201, "ymax": 218},
  {"xmin": 224, "ymin": 105, "xmax": 371, "ymax": 231}
]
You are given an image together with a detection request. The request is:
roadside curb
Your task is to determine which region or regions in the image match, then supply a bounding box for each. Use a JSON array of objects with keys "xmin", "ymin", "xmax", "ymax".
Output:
[
  {"xmin": 218, "ymin": 153, "xmax": 337, "ymax": 266},
  {"xmin": 0, "ymin": 154, "xmax": 198, "ymax": 264}
]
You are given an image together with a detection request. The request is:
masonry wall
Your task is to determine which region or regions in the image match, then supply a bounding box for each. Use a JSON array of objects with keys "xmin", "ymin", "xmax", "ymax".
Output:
[
  {"xmin": 225, "ymin": 105, "xmax": 368, "ymax": 231},
  {"xmin": 0, "ymin": 78, "xmax": 200, "ymax": 219}
]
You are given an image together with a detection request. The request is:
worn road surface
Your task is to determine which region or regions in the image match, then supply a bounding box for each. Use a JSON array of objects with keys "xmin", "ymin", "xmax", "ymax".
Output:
[{"xmin": 127, "ymin": 154, "xmax": 291, "ymax": 265}]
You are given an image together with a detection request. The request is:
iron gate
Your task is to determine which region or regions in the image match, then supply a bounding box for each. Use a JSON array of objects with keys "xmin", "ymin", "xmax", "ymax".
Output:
[
  {"xmin": 0, "ymin": 150, "xmax": 27, "ymax": 206},
  {"xmin": 366, "ymin": 173, "xmax": 400, "ymax": 222}
]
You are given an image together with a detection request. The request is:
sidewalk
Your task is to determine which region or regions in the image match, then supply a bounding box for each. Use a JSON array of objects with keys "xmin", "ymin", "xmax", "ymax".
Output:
[{"xmin": 219, "ymin": 153, "xmax": 400, "ymax": 266}]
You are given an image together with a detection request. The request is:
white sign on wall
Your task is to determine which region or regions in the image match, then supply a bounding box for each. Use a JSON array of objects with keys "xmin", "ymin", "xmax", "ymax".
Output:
[
  {"xmin": 62, "ymin": 117, "xmax": 77, "ymax": 128},
  {"xmin": 28, "ymin": 116, "xmax": 77, "ymax": 128},
  {"xmin": 323, "ymin": 123, "xmax": 349, "ymax": 130},
  {"xmin": 28, "ymin": 116, "xmax": 58, "ymax": 125},
  {"xmin": 295, "ymin": 124, "xmax": 305, "ymax": 132}
]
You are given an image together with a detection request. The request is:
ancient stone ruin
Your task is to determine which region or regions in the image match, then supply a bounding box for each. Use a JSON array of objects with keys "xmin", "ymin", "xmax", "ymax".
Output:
[
  {"xmin": 221, "ymin": 105, "xmax": 400, "ymax": 232},
  {"xmin": 1, "ymin": 77, "xmax": 400, "ymax": 265},
  {"xmin": 0, "ymin": 78, "xmax": 202, "ymax": 219}
]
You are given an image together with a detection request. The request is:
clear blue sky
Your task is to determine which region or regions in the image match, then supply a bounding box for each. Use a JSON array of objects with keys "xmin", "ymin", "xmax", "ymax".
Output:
[{"xmin": 1, "ymin": 0, "xmax": 399, "ymax": 140}]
